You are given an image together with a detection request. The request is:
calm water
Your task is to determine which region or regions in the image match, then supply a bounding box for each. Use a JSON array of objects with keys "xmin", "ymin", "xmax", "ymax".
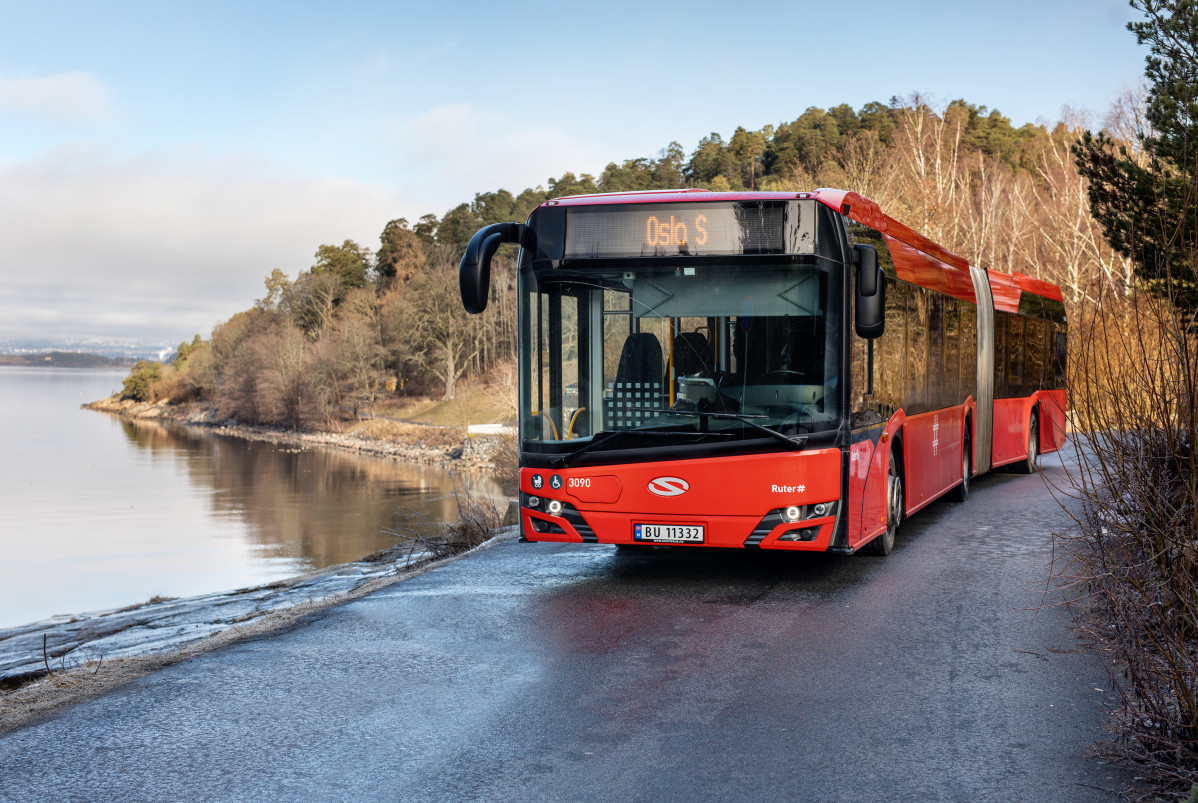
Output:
[{"xmin": 0, "ymin": 367, "xmax": 501, "ymax": 628}]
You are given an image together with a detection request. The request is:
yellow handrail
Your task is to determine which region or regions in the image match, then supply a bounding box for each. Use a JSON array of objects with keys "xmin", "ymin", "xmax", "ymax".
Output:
[{"xmin": 566, "ymin": 407, "xmax": 587, "ymax": 439}]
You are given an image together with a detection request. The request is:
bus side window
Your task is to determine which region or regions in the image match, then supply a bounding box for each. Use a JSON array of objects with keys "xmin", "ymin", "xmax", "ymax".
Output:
[
  {"xmin": 1053, "ymin": 331, "xmax": 1067, "ymax": 385},
  {"xmin": 994, "ymin": 312, "xmax": 1008, "ymax": 397},
  {"xmin": 1007, "ymin": 314, "xmax": 1024, "ymax": 394},
  {"xmin": 907, "ymin": 286, "xmax": 930, "ymax": 415},
  {"xmin": 960, "ymin": 302, "xmax": 978, "ymax": 403},
  {"xmin": 871, "ymin": 276, "xmax": 907, "ymax": 421},
  {"xmin": 851, "ymin": 324, "xmax": 869, "ymax": 416},
  {"xmin": 927, "ymin": 293, "xmax": 945, "ymax": 410},
  {"xmin": 1026, "ymin": 317, "xmax": 1047, "ymax": 391}
]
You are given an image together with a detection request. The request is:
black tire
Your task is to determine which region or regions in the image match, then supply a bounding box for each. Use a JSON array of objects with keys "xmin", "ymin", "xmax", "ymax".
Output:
[
  {"xmin": 863, "ymin": 452, "xmax": 902, "ymax": 556},
  {"xmin": 949, "ymin": 435, "xmax": 971, "ymax": 503},
  {"xmin": 1019, "ymin": 415, "xmax": 1039, "ymax": 475}
]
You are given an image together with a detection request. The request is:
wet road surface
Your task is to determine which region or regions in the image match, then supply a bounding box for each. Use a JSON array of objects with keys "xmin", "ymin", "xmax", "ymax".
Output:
[{"xmin": 0, "ymin": 453, "xmax": 1130, "ymax": 801}]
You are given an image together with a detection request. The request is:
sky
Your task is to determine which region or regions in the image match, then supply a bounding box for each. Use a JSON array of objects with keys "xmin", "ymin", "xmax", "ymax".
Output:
[{"xmin": 0, "ymin": 0, "xmax": 1148, "ymax": 345}]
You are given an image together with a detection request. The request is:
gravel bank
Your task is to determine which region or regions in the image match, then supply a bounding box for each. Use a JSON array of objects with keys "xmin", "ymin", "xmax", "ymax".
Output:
[{"xmin": 83, "ymin": 396, "xmax": 507, "ymax": 472}]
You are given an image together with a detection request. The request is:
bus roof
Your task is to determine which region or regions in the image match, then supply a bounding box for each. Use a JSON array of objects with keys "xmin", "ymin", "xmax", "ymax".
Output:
[
  {"xmin": 542, "ymin": 188, "xmax": 1064, "ymax": 309},
  {"xmin": 544, "ymin": 189, "xmax": 967, "ymax": 265},
  {"xmin": 988, "ymin": 269, "xmax": 1065, "ymax": 311},
  {"xmin": 544, "ymin": 189, "xmax": 800, "ymax": 206},
  {"xmin": 806, "ymin": 188, "xmax": 978, "ymax": 302}
]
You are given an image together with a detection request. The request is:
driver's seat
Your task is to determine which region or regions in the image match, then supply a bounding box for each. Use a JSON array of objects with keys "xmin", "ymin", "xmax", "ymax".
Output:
[
  {"xmin": 605, "ymin": 332, "xmax": 664, "ymax": 429},
  {"xmin": 673, "ymin": 332, "xmax": 712, "ymax": 377}
]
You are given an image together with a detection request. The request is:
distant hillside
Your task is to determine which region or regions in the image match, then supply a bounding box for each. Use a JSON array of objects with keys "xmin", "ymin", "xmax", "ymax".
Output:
[
  {"xmin": 0, "ymin": 351, "xmax": 135, "ymax": 368},
  {"xmin": 119, "ymin": 96, "xmax": 1124, "ymax": 426}
]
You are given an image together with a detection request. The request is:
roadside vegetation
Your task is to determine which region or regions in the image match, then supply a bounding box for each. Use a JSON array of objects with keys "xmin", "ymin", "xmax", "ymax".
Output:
[
  {"xmin": 1049, "ymin": 1, "xmax": 1198, "ymax": 796},
  {"xmin": 381, "ymin": 473, "xmax": 508, "ymax": 561}
]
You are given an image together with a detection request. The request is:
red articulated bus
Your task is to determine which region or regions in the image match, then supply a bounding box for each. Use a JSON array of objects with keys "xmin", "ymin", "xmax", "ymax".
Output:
[{"xmin": 459, "ymin": 189, "xmax": 1067, "ymax": 555}]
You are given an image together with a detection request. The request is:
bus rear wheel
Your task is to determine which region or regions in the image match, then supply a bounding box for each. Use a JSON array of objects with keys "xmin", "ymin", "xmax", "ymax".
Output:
[
  {"xmin": 863, "ymin": 452, "xmax": 902, "ymax": 556},
  {"xmin": 1019, "ymin": 415, "xmax": 1039, "ymax": 475}
]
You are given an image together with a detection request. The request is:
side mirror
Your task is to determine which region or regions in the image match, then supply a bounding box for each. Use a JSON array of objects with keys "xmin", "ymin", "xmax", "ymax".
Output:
[
  {"xmin": 459, "ymin": 223, "xmax": 531, "ymax": 314},
  {"xmin": 854, "ymin": 244, "xmax": 885, "ymax": 339},
  {"xmin": 855, "ymin": 243, "xmax": 877, "ymax": 295}
]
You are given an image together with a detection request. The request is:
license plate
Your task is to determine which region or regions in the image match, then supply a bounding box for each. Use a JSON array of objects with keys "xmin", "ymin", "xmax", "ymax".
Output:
[{"xmin": 633, "ymin": 523, "xmax": 705, "ymax": 543}]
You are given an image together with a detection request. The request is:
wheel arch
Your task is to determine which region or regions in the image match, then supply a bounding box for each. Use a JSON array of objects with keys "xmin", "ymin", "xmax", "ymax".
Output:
[{"xmin": 888, "ymin": 427, "xmax": 906, "ymax": 479}]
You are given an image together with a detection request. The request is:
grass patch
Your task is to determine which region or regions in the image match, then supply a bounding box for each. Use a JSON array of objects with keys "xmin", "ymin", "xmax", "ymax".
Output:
[{"xmin": 373, "ymin": 383, "xmax": 512, "ymax": 429}]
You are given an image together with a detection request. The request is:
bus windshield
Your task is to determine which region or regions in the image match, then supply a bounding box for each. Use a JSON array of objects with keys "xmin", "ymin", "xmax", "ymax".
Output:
[{"xmin": 519, "ymin": 259, "xmax": 843, "ymax": 460}]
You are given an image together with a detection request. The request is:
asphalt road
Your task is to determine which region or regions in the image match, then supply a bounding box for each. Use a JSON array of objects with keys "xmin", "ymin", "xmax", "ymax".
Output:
[{"xmin": 0, "ymin": 453, "xmax": 1130, "ymax": 802}]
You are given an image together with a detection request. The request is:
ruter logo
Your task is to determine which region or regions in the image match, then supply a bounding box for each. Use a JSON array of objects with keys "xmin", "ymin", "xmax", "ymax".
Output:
[{"xmin": 647, "ymin": 477, "xmax": 689, "ymax": 497}]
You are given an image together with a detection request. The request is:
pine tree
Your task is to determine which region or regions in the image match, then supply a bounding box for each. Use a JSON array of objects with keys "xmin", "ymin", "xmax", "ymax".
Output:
[{"xmin": 1074, "ymin": 0, "xmax": 1198, "ymax": 302}]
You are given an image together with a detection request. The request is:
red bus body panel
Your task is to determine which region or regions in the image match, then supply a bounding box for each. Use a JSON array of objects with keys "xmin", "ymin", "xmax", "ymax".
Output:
[
  {"xmin": 848, "ymin": 422, "xmax": 901, "ymax": 550},
  {"xmin": 847, "ymin": 402, "xmax": 974, "ymax": 551},
  {"xmin": 901, "ymin": 404, "xmax": 971, "ymax": 515},
  {"xmin": 1040, "ymin": 389, "xmax": 1068, "ymax": 452},
  {"xmin": 521, "ymin": 450, "xmax": 842, "ymax": 550},
  {"xmin": 988, "ymin": 270, "xmax": 1065, "ymax": 313},
  {"xmin": 992, "ymin": 389, "xmax": 1067, "ymax": 468}
]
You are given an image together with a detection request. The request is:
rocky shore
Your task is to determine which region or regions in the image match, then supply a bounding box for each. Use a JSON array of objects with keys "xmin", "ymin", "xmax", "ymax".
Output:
[
  {"xmin": 84, "ymin": 395, "xmax": 509, "ymax": 473},
  {"xmin": 0, "ymin": 545, "xmax": 434, "ymax": 684},
  {"xmin": 0, "ymin": 531, "xmax": 517, "ymax": 733},
  {"xmin": 0, "ymin": 531, "xmax": 517, "ymax": 686}
]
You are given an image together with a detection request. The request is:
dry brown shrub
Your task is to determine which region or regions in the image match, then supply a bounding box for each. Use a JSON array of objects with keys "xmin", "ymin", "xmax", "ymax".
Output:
[
  {"xmin": 1053, "ymin": 283, "xmax": 1198, "ymax": 794},
  {"xmin": 383, "ymin": 472, "xmax": 502, "ymax": 558},
  {"xmin": 490, "ymin": 432, "xmax": 519, "ymax": 497},
  {"xmin": 148, "ymin": 365, "xmax": 187, "ymax": 403}
]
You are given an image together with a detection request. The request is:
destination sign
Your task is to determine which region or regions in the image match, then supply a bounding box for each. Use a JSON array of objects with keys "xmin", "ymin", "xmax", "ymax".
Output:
[{"xmin": 562, "ymin": 202, "xmax": 812, "ymax": 259}]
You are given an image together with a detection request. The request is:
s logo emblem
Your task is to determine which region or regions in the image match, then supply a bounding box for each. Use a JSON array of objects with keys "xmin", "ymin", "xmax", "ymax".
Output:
[{"xmin": 648, "ymin": 477, "xmax": 689, "ymax": 497}]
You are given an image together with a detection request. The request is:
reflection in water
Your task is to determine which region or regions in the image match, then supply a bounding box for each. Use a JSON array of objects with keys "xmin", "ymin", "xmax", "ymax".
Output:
[
  {"xmin": 116, "ymin": 418, "xmax": 504, "ymax": 569},
  {"xmin": 0, "ymin": 366, "xmax": 505, "ymax": 627}
]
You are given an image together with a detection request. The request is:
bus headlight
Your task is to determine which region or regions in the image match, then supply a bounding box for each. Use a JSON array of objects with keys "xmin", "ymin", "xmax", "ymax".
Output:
[
  {"xmin": 784, "ymin": 505, "xmax": 802, "ymax": 522},
  {"xmin": 547, "ymin": 499, "xmax": 563, "ymax": 516},
  {"xmin": 812, "ymin": 501, "xmax": 837, "ymax": 518},
  {"xmin": 527, "ymin": 496, "xmax": 541, "ymax": 509}
]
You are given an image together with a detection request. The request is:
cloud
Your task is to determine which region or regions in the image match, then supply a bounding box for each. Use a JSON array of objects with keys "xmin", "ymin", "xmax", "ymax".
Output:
[
  {"xmin": 0, "ymin": 146, "xmax": 421, "ymax": 342},
  {"xmin": 0, "ymin": 71, "xmax": 116, "ymax": 124},
  {"xmin": 396, "ymin": 103, "xmax": 608, "ymax": 199}
]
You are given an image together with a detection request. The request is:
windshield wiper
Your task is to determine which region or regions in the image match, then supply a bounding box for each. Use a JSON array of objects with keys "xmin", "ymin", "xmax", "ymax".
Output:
[
  {"xmin": 631, "ymin": 407, "xmax": 809, "ymax": 451},
  {"xmin": 551, "ymin": 428, "xmax": 732, "ymax": 468}
]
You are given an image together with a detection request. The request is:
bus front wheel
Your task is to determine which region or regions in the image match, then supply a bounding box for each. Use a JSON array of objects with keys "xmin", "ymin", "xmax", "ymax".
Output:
[{"xmin": 863, "ymin": 452, "xmax": 902, "ymax": 556}]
